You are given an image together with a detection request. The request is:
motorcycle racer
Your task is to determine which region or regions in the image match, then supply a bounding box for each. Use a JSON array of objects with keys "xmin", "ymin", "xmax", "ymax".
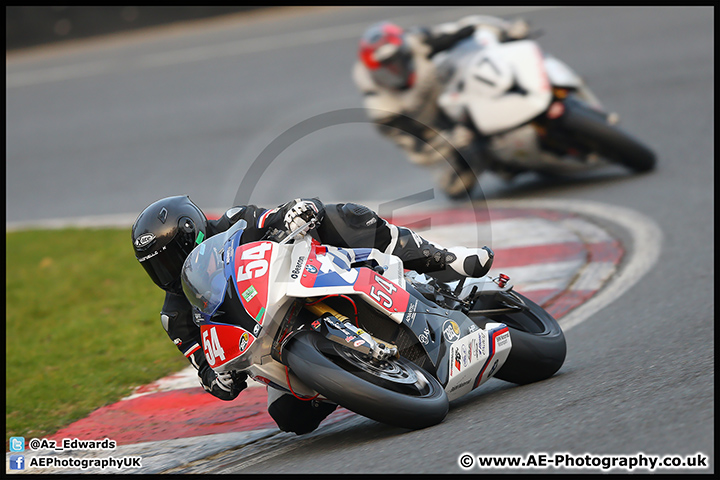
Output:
[
  {"xmin": 352, "ymin": 15, "xmax": 531, "ymax": 198},
  {"xmin": 132, "ymin": 195, "xmax": 494, "ymax": 434}
]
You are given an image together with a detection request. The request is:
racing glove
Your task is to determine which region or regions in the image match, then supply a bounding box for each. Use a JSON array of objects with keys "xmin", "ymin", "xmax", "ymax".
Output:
[
  {"xmin": 505, "ymin": 18, "xmax": 531, "ymax": 40},
  {"xmin": 198, "ymin": 364, "xmax": 247, "ymax": 401},
  {"xmin": 284, "ymin": 199, "xmax": 320, "ymax": 237}
]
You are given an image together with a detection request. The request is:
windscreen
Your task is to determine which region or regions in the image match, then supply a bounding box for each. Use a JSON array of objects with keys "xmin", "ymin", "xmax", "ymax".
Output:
[{"xmin": 181, "ymin": 220, "xmax": 247, "ymax": 317}]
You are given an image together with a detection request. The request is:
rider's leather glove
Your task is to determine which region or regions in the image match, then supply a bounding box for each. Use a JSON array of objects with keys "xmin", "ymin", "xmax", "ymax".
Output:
[
  {"xmin": 506, "ymin": 18, "xmax": 530, "ymax": 40},
  {"xmin": 284, "ymin": 200, "xmax": 319, "ymax": 237},
  {"xmin": 198, "ymin": 364, "xmax": 247, "ymax": 401}
]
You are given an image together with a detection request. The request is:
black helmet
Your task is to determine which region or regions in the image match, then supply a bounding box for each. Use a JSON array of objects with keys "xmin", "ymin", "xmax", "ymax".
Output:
[
  {"xmin": 359, "ymin": 21, "xmax": 415, "ymax": 90},
  {"xmin": 132, "ymin": 195, "xmax": 208, "ymax": 294}
]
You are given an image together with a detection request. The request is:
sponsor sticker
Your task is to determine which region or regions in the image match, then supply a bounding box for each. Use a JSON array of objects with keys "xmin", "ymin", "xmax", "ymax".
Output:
[
  {"xmin": 291, "ymin": 256, "xmax": 306, "ymax": 279},
  {"xmin": 442, "ymin": 320, "xmax": 461, "ymax": 343},
  {"xmin": 449, "ymin": 378, "xmax": 472, "ymax": 393},
  {"xmin": 239, "ymin": 332, "xmax": 250, "ymax": 353},
  {"xmin": 404, "ymin": 299, "xmax": 418, "ymax": 326},
  {"xmin": 134, "ymin": 233, "xmax": 156, "ymax": 248},
  {"xmin": 242, "ymin": 285, "xmax": 258, "ymax": 302},
  {"xmin": 478, "ymin": 332, "xmax": 486, "ymax": 356},
  {"xmin": 418, "ymin": 327, "xmax": 431, "ymax": 345}
]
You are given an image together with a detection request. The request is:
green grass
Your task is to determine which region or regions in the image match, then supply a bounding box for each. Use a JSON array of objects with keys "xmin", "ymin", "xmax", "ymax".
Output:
[{"xmin": 6, "ymin": 228, "xmax": 189, "ymax": 440}]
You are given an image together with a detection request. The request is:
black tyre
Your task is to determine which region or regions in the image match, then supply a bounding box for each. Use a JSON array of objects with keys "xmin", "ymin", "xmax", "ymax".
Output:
[
  {"xmin": 284, "ymin": 331, "xmax": 449, "ymax": 430},
  {"xmin": 470, "ymin": 291, "xmax": 566, "ymax": 385},
  {"xmin": 557, "ymin": 97, "xmax": 656, "ymax": 172}
]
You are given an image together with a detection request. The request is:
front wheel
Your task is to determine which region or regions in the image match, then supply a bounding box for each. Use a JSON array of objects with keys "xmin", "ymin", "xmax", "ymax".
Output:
[
  {"xmin": 283, "ymin": 331, "xmax": 449, "ymax": 430},
  {"xmin": 470, "ymin": 290, "xmax": 566, "ymax": 385},
  {"xmin": 555, "ymin": 97, "xmax": 656, "ymax": 172}
]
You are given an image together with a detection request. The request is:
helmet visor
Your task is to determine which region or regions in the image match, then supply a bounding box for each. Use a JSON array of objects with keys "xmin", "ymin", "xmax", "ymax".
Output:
[
  {"xmin": 138, "ymin": 241, "xmax": 192, "ymax": 291},
  {"xmin": 370, "ymin": 47, "xmax": 414, "ymax": 89}
]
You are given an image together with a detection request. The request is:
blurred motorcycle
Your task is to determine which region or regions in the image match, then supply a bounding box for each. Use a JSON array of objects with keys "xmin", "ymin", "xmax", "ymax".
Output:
[{"xmin": 435, "ymin": 26, "xmax": 656, "ymax": 179}]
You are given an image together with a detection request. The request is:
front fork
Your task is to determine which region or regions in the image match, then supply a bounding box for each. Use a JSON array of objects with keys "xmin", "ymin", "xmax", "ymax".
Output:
[
  {"xmin": 532, "ymin": 87, "xmax": 612, "ymax": 159},
  {"xmin": 276, "ymin": 300, "xmax": 398, "ymax": 364}
]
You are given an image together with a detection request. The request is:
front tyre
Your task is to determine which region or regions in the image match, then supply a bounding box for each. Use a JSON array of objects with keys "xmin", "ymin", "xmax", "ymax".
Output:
[
  {"xmin": 283, "ymin": 331, "xmax": 449, "ymax": 430},
  {"xmin": 557, "ymin": 97, "xmax": 656, "ymax": 172}
]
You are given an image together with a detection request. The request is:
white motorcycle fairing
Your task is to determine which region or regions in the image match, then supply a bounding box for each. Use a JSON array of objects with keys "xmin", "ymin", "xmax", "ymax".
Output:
[
  {"xmin": 187, "ymin": 227, "xmax": 512, "ymax": 402},
  {"xmin": 439, "ymin": 36, "xmax": 553, "ymax": 136}
]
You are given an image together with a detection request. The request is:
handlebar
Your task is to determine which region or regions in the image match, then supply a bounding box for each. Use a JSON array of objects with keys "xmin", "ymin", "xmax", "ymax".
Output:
[{"xmin": 279, "ymin": 217, "xmax": 320, "ymax": 245}]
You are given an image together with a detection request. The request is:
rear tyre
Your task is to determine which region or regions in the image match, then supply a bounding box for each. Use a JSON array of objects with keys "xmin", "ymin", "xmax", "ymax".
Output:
[
  {"xmin": 469, "ymin": 290, "xmax": 566, "ymax": 385},
  {"xmin": 284, "ymin": 331, "xmax": 449, "ymax": 430}
]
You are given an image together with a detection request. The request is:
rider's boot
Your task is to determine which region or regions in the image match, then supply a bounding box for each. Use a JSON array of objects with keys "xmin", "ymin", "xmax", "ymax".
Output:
[
  {"xmin": 438, "ymin": 149, "xmax": 480, "ymax": 200},
  {"xmin": 439, "ymin": 168, "xmax": 479, "ymax": 199},
  {"xmin": 267, "ymin": 387, "xmax": 338, "ymax": 435},
  {"xmin": 388, "ymin": 226, "xmax": 494, "ymax": 278}
]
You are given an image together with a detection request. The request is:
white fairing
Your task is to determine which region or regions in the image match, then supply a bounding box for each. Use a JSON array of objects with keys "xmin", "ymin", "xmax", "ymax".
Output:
[
  {"xmin": 286, "ymin": 239, "xmax": 408, "ymax": 324},
  {"xmin": 543, "ymin": 55, "xmax": 583, "ymax": 89},
  {"xmin": 544, "ymin": 55, "xmax": 604, "ymax": 110},
  {"xmin": 435, "ymin": 31, "xmax": 609, "ymax": 173},
  {"xmin": 439, "ymin": 37, "xmax": 553, "ymax": 136},
  {"xmin": 445, "ymin": 323, "xmax": 512, "ymax": 401}
]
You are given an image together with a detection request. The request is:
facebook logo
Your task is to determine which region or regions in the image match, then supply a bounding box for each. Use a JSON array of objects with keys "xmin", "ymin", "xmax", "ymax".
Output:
[
  {"xmin": 9, "ymin": 436, "xmax": 25, "ymax": 452},
  {"xmin": 9, "ymin": 455, "xmax": 25, "ymax": 470}
]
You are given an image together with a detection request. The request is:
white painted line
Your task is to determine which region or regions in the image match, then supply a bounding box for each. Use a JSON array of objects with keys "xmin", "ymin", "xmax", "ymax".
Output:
[
  {"xmin": 419, "ymin": 217, "xmax": 581, "ymax": 249},
  {"xmin": 560, "ymin": 217, "xmax": 616, "ymax": 244},
  {"xmin": 123, "ymin": 365, "xmax": 264, "ymax": 401},
  {"xmin": 488, "ymin": 260, "xmax": 585, "ymax": 287},
  {"xmin": 5, "ymin": 213, "xmax": 140, "ymax": 231},
  {"xmin": 487, "ymin": 217, "xmax": 582, "ymax": 248},
  {"xmin": 488, "ymin": 199, "xmax": 662, "ymax": 331},
  {"xmin": 508, "ymin": 277, "xmax": 573, "ymax": 293},
  {"xmin": 568, "ymin": 261, "xmax": 618, "ymax": 292},
  {"xmin": 123, "ymin": 365, "xmax": 200, "ymax": 400}
]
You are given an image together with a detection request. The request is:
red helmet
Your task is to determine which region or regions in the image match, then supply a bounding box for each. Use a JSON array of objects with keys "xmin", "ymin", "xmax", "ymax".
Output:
[{"xmin": 359, "ymin": 22, "xmax": 415, "ymax": 90}]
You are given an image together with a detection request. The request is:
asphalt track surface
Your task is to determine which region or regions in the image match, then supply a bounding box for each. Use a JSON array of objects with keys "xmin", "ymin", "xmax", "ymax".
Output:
[{"xmin": 6, "ymin": 6, "xmax": 714, "ymax": 474}]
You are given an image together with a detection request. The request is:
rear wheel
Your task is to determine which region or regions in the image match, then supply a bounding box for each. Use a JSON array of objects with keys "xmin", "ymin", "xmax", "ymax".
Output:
[
  {"xmin": 284, "ymin": 331, "xmax": 449, "ymax": 430},
  {"xmin": 554, "ymin": 96, "xmax": 656, "ymax": 172},
  {"xmin": 469, "ymin": 290, "xmax": 566, "ymax": 384}
]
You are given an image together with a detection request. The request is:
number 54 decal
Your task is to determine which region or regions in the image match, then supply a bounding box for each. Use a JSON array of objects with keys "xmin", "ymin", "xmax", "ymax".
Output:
[
  {"xmin": 354, "ymin": 268, "xmax": 410, "ymax": 314},
  {"xmin": 203, "ymin": 326, "xmax": 226, "ymax": 366},
  {"xmin": 237, "ymin": 242, "xmax": 272, "ymax": 281},
  {"xmin": 370, "ymin": 275, "xmax": 397, "ymax": 308}
]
